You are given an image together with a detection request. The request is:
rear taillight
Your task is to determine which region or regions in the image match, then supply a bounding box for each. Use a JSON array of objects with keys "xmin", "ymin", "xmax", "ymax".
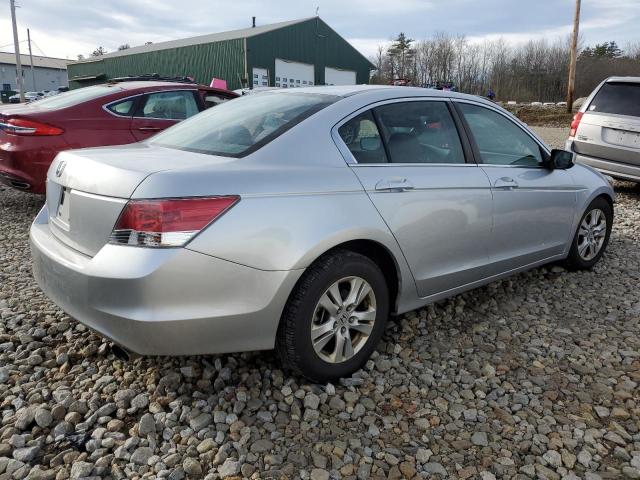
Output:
[
  {"xmin": 0, "ymin": 118, "xmax": 64, "ymax": 136},
  {"xmin": 110, "ymin": 196, "xmax": 239, "ymax": 247},
  {"xmin": 569, "ymin": 112, "xmax": 583, "ymax": 137}
]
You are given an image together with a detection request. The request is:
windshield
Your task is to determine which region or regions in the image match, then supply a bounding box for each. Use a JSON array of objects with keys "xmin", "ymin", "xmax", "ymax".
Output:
[
  {"xmin": 34, "ymin": 85, "xmax": 120, "ymax": 110},
  {"xmin": 151, "ymin": 92, "xmax": 339, "ymax": 157}
]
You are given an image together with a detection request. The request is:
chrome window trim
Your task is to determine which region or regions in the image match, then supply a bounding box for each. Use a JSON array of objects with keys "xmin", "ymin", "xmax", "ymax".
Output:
[
  {"xmin": 331, "ymin": 97, "xmax": 471, "ymax": 167},
  {"xmin": 101, "ymin": 89, "xmax": 198, "ymax": 120}
]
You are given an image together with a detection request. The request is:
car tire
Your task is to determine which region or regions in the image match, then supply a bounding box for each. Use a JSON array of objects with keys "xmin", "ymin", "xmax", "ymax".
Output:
[
  {"xmin": 276, "ymin": 249, "xmax": 389, "ymax": 382},
  {"xmin": 564, "ymin": 196, "xmax": 613, "ymax": 270}
]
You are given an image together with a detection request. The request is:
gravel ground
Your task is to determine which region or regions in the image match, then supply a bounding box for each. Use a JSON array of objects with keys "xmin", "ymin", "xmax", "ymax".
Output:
[
  {"xmin": 0, "ymin": 127, "xmax": 639, "ymax": 480},
  {"xmin": 531, "ymin": 127, "xmax": 570, "ymax": 150}
]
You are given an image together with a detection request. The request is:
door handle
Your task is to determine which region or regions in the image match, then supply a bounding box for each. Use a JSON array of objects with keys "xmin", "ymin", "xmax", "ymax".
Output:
[
  {"xmin": 375, "ymin": 178, "xmax": 414, "ymax": 192},
  {"xmin": 493, "ymin": 176, "xmax": 519, "ymax": 190},
  {"xmin": 137, "ymin": 126, "xmax": 162, "ymax": 132}
]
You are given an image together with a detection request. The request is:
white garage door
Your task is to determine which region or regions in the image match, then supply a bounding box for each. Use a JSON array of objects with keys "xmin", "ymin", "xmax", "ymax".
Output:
[
  {"xmin": 275, "ymin": 59, "xmax": 314, "ymax": 88},
  {"xmin": 252, "ymin": 67, "xmax": 269, "ymax": 88},
  {"xmin": 325, "ymin": 67, "xmax": 356, "ymax": 86}
]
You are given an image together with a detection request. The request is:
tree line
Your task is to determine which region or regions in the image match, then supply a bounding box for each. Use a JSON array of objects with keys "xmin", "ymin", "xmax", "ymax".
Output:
[{"xmin": 371, "ymin": 34, "xmax": 640, "ymax": 102}]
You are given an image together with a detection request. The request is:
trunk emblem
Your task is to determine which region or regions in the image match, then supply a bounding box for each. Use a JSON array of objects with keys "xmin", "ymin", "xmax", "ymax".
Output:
[{"xmin": 55, "ymin": 161, "xmax": 66, "ymax": 177}]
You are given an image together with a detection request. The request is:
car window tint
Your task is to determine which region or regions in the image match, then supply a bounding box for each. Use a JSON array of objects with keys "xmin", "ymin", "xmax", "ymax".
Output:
[
  {"xmin": 374, "ymin": 101, "xmax": 465, "ymax": 164},
  {"xmin": 107, "ymin": 99, "xmax": 134, "ymax": 116},
  {"xmin": 338, "ymin": 110, "xmax": 388, "ymax": 164},
  {"xmin": 139, "ymin": 91, "xmax": 199, "ymax": 120},
  {"xmin": 459, "ymin": 103, "xmax": 542, "ymax": 167},
  {"xmin": 151, "ymin": 92, "xmax": 338, "ymax": 157},
  {"xmin": 588, "ymin": 82, "xmax": 640, "ymax": 117}
]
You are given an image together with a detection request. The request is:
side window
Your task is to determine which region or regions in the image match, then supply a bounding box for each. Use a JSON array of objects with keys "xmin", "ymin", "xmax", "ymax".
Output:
[
  {"xmin": 374, "ymin": 101, "xmax": 465, "ymax": 164},
  {"xmin": 338, "ymin": 110, "xmax": 388, "ymax": 164},
  {"xmin": 106, "ymin": 98, "xmax": 135, "ymax": 116},
  {"xmin": 137, "ymin": 91, "xmax": 199, "ymax": 120},
  {"xmin": 458, "ymin": 103, "xmax": 542, "ymax": 167}
]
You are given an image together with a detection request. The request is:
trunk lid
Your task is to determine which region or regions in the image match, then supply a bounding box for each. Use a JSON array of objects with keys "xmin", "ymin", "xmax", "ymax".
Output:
[{"xmin": 47, "ymin": 143, "xmax": 234, "ymax": 256}]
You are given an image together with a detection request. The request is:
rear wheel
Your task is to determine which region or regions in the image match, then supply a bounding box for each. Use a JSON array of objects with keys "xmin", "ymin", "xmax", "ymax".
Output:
[
  {"xmin": 276, "ymin": 250, "xmax": 389, "ymax": 382},
  {"xmin": 565, "ymin": 197, "xmax": 613, "ymax": 270}
]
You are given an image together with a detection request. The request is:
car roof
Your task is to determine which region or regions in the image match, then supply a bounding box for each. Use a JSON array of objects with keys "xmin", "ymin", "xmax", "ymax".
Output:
[{"xmin": 265, "ymin": 85, "xmax": 496, "ymax": 106}]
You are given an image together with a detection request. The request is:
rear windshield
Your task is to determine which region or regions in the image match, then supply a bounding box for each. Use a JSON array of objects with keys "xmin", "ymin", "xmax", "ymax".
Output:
[
  {"xmin": 588, "ymin": 82, "xmax": 640, "ymax": 117},
  {"xmin": 150, "ymin": 92, "xmax": 338, "ymax": 157},
  {"xmin": 34, "ymin": 85, "xmax": 120, "ymax": 110}
]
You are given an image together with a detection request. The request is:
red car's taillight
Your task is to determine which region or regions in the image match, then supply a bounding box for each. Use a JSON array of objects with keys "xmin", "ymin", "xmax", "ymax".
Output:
[
  {"xmin": 0, "ymin": 118, "xmax": 64, "ymax": 136},
  {"xmin": 110, "ymin": 196, "xmax": 239, "ymax": 247},
  {"xmin": 569, "ymin": 112, "xmax": 583, "ymax": 138}
]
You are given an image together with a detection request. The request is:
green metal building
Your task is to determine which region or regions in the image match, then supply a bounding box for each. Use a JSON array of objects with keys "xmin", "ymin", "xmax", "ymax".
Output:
[{"xmin": 67, "ymin": 17, "xmax": 375, "ymax": 90}]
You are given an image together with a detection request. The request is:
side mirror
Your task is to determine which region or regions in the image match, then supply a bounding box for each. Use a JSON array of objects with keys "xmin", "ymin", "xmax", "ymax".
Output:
[
  {"xmin": 360, "ymin": 137, "xmax": 381, "ymax": 151},
  {"xmin": 547, "ymin": 149, "xmax": 575, "ymax": 170}
]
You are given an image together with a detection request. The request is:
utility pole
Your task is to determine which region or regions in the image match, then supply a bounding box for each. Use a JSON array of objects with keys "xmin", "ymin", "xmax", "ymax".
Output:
[
  {"xmin": 10, "ymin": 0, "xmax": 25, "ymax": 102},
  {"xmin": 566, "ymin": 0, "xmax": 581, "ymax": 113},
  {"xmin": 27, "ymin": 28, "xmax": 36, "ymax": 91}
]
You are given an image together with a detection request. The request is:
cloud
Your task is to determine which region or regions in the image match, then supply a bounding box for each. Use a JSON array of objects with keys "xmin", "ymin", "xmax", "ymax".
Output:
[{"xmin": 1, "ymin": 0, "xmax": 638, "ymax": 60}]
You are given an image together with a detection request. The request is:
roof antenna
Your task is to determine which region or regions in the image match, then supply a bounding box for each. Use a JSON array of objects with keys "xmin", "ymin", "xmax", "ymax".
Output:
[
  {"xmin": 252, "ymin": 16, "xmax": 256, "ymax": 28},
  {"xmin": 315, "ymin": 6, "xmax": 319, "ymax": 16}
]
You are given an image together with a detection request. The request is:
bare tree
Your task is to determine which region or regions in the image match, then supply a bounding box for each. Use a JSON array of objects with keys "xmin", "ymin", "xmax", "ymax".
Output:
[{"xmin": 91, "ymin": 46, "xmax": 107, "ymax": 57}]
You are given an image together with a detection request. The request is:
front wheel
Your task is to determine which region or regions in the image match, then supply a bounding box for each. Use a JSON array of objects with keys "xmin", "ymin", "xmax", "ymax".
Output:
[
  {"xmin": 565, "ymin": 197, "xmax": 613, "ymax": 270},
  {"xmin": 276, "ymin": 250, "xmax": 389, "ymax": 382}
]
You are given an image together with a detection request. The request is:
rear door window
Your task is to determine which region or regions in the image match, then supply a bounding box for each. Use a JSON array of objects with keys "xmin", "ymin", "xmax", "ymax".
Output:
[
  {"xmin": 588, "ymin": 82, "xmax": 640, "ymax": 117},
  {"xmin": 373, "ymin": 101, "xmax": 465, "ymax": 164},
  {"xmin": 136, "ymin": 90, "xmax": 200, "ymax": 120}
]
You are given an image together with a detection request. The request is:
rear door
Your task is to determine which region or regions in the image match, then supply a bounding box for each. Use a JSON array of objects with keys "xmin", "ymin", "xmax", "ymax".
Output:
[
  {"xmin": 130, "ymin": 90, "xmax": 200, "ymax": 141},
  {"xmin": 573, "ymin": 81, "xmax": 640, "ymax": 167},
  {"xmin": 336, "ymin": 98, "xmax": 493, "ymax": 298},
  {"xmin": 455, "ymin": 101, "xmax": 576, "ymax": 270}
]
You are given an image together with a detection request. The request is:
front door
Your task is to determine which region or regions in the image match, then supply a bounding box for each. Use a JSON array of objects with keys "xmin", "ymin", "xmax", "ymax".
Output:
[
  {"xmin": 337, "ymin": 99, "xmax": 493, "ymax": 298},
  {"xmin": 455, "ymin": 101, "xmax": 576, "ymax": 271}
]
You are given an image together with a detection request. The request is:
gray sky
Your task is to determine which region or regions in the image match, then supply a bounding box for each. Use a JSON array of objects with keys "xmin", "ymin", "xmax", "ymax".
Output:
[{"xmin": 2, "ymin": 0, "xmax": 639, "ymax": 60}]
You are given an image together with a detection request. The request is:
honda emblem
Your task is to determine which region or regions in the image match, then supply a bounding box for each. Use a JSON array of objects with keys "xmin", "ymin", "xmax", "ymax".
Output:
[{"xmin": 55, "ymin": 161, "xmax": 66, "ymax": 177}]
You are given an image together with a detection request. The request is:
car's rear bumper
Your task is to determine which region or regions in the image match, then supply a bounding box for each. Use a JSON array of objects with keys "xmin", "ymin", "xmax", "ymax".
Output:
[
  {"xmin": 30, "ymin": 206, "xmax": 302, "ymax": 356},
  {"xmin": 0, "ymin": 137, "xmax": 67, "ymax": 193},
  {"xmin": 568, "ymin": 140, "xmax": 640, "ymax": 182}
]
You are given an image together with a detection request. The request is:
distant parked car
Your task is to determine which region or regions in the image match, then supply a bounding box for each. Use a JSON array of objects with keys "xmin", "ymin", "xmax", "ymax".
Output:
[
  {"xmin": 566, "ymin": 76, "xmax": 640, "ymax": 182},
  {"xmin": 0, "ymin": 81, "xmax": 237, "ymax": 193},
  {"xmin": 8, "ymin": 91, "xmax": 43, "ymax": 104},
  {"xmin": 31, "ymin": 86, "xmax": 614, "ymax": 381}
]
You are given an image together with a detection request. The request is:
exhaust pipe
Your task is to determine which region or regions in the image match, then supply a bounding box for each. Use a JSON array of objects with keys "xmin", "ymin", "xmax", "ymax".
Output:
[
  {"xmin": 10, "ymin": 180, "xmax": 31, "ymax": 190},
  {"xmin": 111, "ymin": 344, "xmax": 133, "ymax": 361}
]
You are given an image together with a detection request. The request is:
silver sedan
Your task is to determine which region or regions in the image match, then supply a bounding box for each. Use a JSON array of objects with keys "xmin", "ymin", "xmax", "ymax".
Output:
[{"xmin": 31, "ymin": 86, "xmax": 614, "ymax": 381}]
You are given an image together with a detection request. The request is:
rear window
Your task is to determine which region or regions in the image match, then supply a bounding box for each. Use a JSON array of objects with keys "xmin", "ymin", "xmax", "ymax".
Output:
[
  {"xmin": 34, "ymin": 85, "xmax": 119, "ymax": 110},
  {"xmin": 151, "ymin": 92, "xmax": 338, "ymax": 157},
  {"xmin": 588, "ymin": 82, "xmax": 640, "ymax": 117}
]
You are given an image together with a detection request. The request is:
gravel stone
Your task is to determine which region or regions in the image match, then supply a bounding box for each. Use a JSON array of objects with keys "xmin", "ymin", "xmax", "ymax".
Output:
[
  {"xmin": 1, "ymin": 160, "xmax": 639, "ymax": 480},
  {"xmin": 183, "ymin": 458, "xmax": 202, "ymax": 477},
  {"xmin": 471, "ymin": 431, "xmax": 489, "ymax": 446},
  {"xmin": 217, "ymin": 458, "xmax": 240, "ymax": 477}
]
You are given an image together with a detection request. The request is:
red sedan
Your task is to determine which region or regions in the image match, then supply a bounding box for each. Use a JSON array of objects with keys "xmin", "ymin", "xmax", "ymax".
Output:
[{"xmin": 0, "ymin": 81, "xmax": 237, "ymax": 193}]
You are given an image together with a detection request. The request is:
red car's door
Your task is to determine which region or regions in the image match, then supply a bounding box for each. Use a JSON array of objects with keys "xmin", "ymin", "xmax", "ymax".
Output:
[{"xmin": 130, "ymin": 90, "xmax": 201, "ymax": 141}]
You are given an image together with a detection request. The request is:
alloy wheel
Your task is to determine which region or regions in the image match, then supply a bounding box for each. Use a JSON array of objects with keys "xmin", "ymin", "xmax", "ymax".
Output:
[
  {"xmin": 577, "ymin": 208, "xmax": 607, "ymax": 261},
  {"xmin": 311, "ymin": 276, "xmax": 377, "ymax": 363}
]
